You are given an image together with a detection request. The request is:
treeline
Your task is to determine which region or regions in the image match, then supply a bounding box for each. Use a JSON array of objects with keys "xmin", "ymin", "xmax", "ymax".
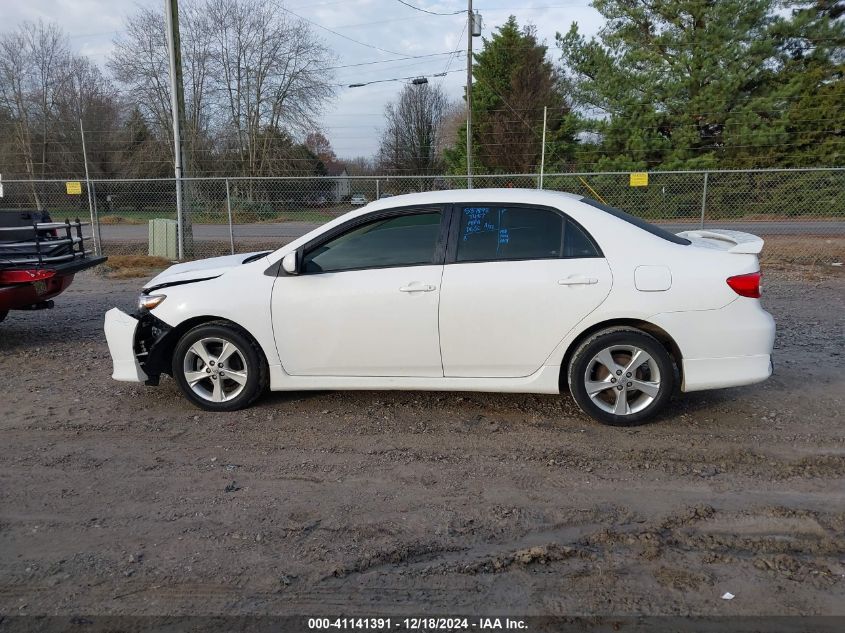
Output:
[
  {"xmin": 442, "ymin": 0, "xmax": 844, "ymax": 174},
  {"xmin": 0, "ymin": 0, "xmax": 338, "ymax": 183},
  {"xmin": 1, "ymin": 0, "xmax": 842, "ymax": 183},
  {"xmin": 378, "ymin": 1, "xmax": 844, "ymax": 176}
]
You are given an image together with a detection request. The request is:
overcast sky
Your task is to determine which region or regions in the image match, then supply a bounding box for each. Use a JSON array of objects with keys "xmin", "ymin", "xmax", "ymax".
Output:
[{"xmin": 5, "ymin": 0, "xmax": 604, "ymax": 158}]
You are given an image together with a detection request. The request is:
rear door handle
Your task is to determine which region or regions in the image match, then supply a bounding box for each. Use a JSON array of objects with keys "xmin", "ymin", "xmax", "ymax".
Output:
[
  {"xmin": 558, "ymin": 276, "xmax": 598, "ymax": 285},
  {"xmin": 399, "ymin": 284, "xmax": 437, "ymax": 293}
]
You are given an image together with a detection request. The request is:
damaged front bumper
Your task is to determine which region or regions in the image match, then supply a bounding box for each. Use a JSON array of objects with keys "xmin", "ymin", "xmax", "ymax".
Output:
[
  {"xmin": 104, "ymin": 308, "xmax": 173, "ymax": 385},
  {"xmin": 104, "ymin": 308, "xmax": 148, "ymax": 382}
]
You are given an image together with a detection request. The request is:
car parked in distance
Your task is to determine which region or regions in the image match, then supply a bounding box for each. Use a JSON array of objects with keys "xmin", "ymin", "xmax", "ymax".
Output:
[
  {"xmin": 351, "ymin": 194, "xmax": 368, "ymax": 206},
  {"xmin": 105, "ymin": 189, "xmax": 774, "ymax": 426}
]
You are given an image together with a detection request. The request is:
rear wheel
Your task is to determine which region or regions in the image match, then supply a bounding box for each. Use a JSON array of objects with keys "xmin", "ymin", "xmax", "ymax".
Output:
[
  {"xmin": 567, "ymin": 327, "xmax": 675, "ymax": 426},
  {"xmin": 172, "ymin": 321, "xmax": 267, "ymax": 411}
]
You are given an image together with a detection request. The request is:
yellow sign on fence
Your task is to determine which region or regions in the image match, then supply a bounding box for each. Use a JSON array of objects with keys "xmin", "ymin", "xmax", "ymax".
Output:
[
  {"xmin": 629, "ymin": 172, "xmax": 649, "ymax": 187},
  {"xmin": 66, "ymin": 181, "xmax": 82, "ymax": 195}
]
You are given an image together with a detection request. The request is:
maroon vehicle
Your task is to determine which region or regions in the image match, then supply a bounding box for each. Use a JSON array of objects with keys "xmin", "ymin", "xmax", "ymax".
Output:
[{"xmin": 0, "ymin": 210, "xmax": 106, "ymax": 323}]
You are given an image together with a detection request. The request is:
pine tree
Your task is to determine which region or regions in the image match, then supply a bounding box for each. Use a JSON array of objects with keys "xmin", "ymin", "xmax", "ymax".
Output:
[
  {"xmin": 557, "ymin": 0, "xmax": 787, "ymax": 169},
  {"xmin": 444, "ymin": 16, "xmax": 579, "ymax": 175},
  {"xmin": 766, "ymin": 1, "xmax": 845, "ymax": 167}
]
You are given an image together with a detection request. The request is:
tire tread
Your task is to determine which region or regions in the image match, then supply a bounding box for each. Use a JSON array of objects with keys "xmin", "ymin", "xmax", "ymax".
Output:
[
  {"xmin": 566, "ymin": 326, "xmax": 674, "ymax": 426},
  {"xmin": 172, "ymin": 320, "xmax": 269, "ymax": 411}
]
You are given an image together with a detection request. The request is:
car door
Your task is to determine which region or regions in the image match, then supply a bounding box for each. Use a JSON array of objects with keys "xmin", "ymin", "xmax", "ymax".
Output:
[
  {"xmin": 438, "ymin": 203, "xmax": 612, "ymax": 378},
  {"xmin": 272, "ymin": 207, "xmax": 448, "ymax": 377}
]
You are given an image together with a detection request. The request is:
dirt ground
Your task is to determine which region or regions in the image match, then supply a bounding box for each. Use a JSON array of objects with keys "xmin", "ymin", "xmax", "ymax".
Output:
[{"xmin": 1, "ymin": 269, "xmax": 844, "ymax": 618}]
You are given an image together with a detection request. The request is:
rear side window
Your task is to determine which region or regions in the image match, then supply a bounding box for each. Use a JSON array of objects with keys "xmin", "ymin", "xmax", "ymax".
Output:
[
  {"xmin": 454, "ymin": 206, "xmax": 602, "ymax": 262},
  {"xmin": 456, "ymin": 206, "xmax": 564, "ymax": 262},
  {"xmin": 580, "ymin": 198, "xmax": 691, "ymax": 245},
  {"xmin": 303, "ymin": 211, "xmax": 442, "ymax": 273}
]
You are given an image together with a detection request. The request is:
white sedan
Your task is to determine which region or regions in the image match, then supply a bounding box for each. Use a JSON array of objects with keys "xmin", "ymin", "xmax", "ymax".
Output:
[{"xmin": 104, "ymin": 189, "xmax": 775, "ymax": 425}]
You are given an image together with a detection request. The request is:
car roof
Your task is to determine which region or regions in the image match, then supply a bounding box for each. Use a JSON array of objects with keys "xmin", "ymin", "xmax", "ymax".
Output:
[{"xmin": 363, "ymin": 188, "xmax": 583, "ymax": 212}]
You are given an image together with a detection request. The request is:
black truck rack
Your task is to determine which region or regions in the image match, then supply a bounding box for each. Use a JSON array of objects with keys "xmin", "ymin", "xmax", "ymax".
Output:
[{"xmin": 0, "ymin": 217, "xmax": 99, "ymax": 268}]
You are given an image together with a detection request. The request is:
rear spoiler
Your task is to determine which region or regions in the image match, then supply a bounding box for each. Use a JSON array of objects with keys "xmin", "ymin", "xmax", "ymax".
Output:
[{"xmin": 675, "ymin": 229, "xmax": 764, "ymax": 254}]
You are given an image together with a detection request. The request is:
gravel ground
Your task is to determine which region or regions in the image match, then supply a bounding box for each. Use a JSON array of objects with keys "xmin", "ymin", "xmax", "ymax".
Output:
[{"xmin": 1, "ymin": 269, "xmax": 844, "ymax": 617}]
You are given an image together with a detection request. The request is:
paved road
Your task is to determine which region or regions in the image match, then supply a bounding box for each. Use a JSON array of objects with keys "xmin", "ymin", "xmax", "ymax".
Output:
[{"xmin": 100, "ymin": 219, "xmax": 845, "ymax": 243}]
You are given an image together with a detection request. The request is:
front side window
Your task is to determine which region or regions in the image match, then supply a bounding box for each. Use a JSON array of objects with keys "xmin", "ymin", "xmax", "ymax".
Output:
[
  {"xmin": 456, "ymin": 206, "xmax": 565, "ymax": 262},
  {"xmin": 303, "ymin": 211, "xmax": 442, "ymax": 273}
]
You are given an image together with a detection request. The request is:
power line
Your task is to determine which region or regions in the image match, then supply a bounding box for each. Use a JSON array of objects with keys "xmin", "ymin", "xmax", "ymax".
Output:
[
  {"xmin": 437, "ymin": 16, "xmax": 469, "ymax": 80},
  {"xmin": 324, "ymin": 51, "xmax": 456, "ymax": 71},
  {"xmin": 345, "ymin": 68, "xmax": 463, "ymax": 88},
  {"xmin": 395, "ymin": 0, "xmax": 465, "ymax": 15},
  {"xmin": 278, "ymin": 5, "xmax": 406, "ymax": 56},
  {"xmin": 334, "ymin": 56, "xmax": 463, "ymax": 81}
]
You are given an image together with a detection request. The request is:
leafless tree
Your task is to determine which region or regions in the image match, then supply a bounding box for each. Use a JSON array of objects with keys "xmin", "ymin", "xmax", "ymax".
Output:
[
  {"xmin": 109, "ymin": 0, "xmax": 336, "ymax": 178},
  {"xmin": 0, "ymin": 21, "xmax": 71, "ymax": 205},
  {"xmin": 305, "ymin": 131, "xmax": 337, "ymax": 166},
  {"xmin": 108, "ymin": 5, "xmax": 210, "ymax": 168},
  {"xmin": 436, "ymin": 102, "xmax": 465, "ymax": 157},
  {"xmin": 344, "ymin": 155, "xmax": 377, "ymax": 176},
  {"xmin": 53, "ymin": 56, "xmax": 122, "ymax": 177},
  {"xmin": 377, "ymin": 82, "xmax": 451, "ymax": 176},
  {"xmin": 205, "ymin": 0, "xmax": 335, "ymax": 176}
]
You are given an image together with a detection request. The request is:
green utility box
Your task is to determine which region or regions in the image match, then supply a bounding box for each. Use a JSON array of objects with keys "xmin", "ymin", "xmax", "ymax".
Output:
[{"xmin": 148, "ymin": 218, "xmax": 178, "ymax": 259}]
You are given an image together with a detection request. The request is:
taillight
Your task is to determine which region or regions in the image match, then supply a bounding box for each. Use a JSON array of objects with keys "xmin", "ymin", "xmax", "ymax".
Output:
[
  {"xmin": 0, "ymin": 269, "xmax": 57, "ymax": 283},
  {"xmin": 727, "ymin": 271, "xmax": 762, "ymax": 298}
]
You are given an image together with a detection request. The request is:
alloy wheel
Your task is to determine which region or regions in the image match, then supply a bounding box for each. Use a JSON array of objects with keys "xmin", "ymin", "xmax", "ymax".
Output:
[
  {"xmin": 583, "ymin": 344, "xmax": 661, "ymax": 416},
  {"xmin": 182, "ymin": 336, "xmax": 249, "ymax": 403}
]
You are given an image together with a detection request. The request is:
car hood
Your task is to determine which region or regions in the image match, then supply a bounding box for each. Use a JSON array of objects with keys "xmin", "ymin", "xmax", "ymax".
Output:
[{"xmin": 143, "ymin": 252, "xmax": 268, "ymax": 291}]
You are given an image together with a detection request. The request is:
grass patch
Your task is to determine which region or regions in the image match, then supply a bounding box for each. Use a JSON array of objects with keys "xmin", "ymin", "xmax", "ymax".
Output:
[
  {"xmin": 100, "ymin": 254, "xmax": 173, "ymax": 279},
  {"xmin": 761, "ymin": 235, "xmax": 845, "ymax": 280},
  {"xmin": 761, "ymin": 235, "xmax": 844, "ymax": 267}
]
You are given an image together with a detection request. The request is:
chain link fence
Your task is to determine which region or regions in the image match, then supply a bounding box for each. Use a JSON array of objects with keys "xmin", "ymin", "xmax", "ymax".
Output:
[{"xmin": 1, "ymin": 168, "xmax": 843, "ymax": 269}]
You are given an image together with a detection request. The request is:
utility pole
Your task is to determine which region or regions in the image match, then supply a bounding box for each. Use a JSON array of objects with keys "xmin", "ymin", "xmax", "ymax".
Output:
[
  {"xmin": 466, "ymin": 0, "xmax": 473, "ymax": 189},
  {"xmin": 165, "ymin": 0, "xmax": 188, "ymax": 260},
  {"xmin": 538, "ymin": 106, "xmax": 547, "ymax": 190}
]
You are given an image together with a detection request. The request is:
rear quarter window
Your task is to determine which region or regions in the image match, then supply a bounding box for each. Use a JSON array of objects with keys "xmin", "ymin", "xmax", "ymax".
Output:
[{"xmin": 580, "ymin": 198, "xmax": 691, "ymax": 245}]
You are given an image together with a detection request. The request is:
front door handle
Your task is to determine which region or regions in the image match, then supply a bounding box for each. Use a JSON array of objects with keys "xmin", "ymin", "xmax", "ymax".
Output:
[
  {"xmin": 399, "ymin": 283, "xmax": 437, "ymax": 293},
  {"xmin": 558, "ymin": 276, "xmax": 598, "ymax": 285}
]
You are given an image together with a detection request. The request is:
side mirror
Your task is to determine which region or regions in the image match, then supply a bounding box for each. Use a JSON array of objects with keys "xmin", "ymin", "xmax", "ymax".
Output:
[{"xmin": 281, "ymin": 251, "xmax": 300, "ymax": 275}]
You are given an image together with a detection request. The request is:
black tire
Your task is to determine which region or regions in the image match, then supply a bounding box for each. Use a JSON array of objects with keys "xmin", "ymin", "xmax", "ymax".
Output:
[
  {"xmin": 171, "ymin": 321, "xmax": 268, "ymax": 412},
  {"xmin": 567, "ymin": 327, "xmax": 675, "ymax": 426},
  {"xmin": 0, "ymin": 310, "xmax": 7, "ymax": 323}
]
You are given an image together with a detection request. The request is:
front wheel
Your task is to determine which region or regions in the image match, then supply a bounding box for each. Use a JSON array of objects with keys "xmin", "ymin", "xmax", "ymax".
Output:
[
  {"xmin": 567, "ymin": 327, "xmax": 675, "ymax": 426},
  {"xmin": 172, "ymin": 321, "xmax": 267, "ymax": 411}
]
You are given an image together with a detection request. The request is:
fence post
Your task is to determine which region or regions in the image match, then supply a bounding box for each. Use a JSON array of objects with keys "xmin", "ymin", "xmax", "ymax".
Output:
[
  {"xmin": 91, "ymin": 181, "xmax": 103, "ymax": 255},
  {"xmin": 79, "ymin": 120, "xmax": 100, "ymax": 256},
  {"xmin": 225, "ymin": 178, "xmax": 235, "ymax": 255},
  {"xmin": 376, "ymin": 179, "xmax": 380, "ymax": 200},
  {"xmin": 538, "ymin": 106, "xmax": 547, "ymax": 190},
  {"xmin": 699, "ymin": 171, "xmax": 709, "ymax": 229}
]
